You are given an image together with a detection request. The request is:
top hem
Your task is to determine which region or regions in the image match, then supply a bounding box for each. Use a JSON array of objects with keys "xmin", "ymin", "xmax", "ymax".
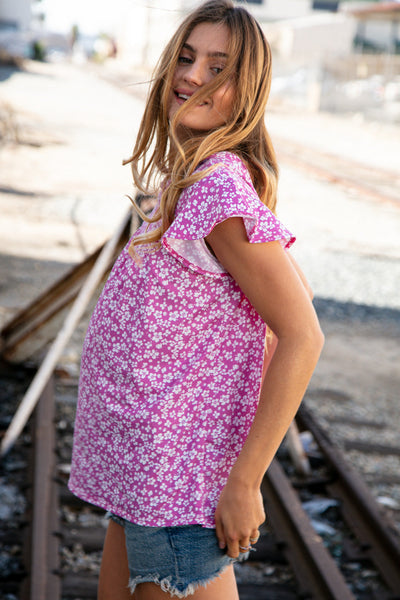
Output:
[{"xmin": 67, "ymin": 484, "xmax": 217, "ymax": 529}]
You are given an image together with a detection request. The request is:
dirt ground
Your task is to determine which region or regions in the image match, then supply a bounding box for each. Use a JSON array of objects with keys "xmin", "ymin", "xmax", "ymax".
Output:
[{"xmin": 0, "ymin": 58, "xmax": 399, "ymax": 439}]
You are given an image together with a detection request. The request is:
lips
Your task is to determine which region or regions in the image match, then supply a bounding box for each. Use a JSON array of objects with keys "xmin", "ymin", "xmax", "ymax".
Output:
[
  {"xmin": 174, "ymin": 89, "xmax": 208, "ymax": 106},
  {"xmin": 174, "ymin": 89, "xmax": 192, "ymax": 103}
]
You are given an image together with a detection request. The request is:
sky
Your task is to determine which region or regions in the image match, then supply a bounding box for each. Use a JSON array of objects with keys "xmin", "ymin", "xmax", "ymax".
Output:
[{"xmin": 38, "ymin": 0, "xmax": 132, "ymax": 35}]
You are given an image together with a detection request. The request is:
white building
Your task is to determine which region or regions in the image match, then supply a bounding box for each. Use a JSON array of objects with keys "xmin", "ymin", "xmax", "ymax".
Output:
[
  {"xmin": 262, "ymin": 12, "xmax": 356, "ymax": 61},
  {"xmin": 114, "ymin": 0, "xmax": 317, "ymax": 68},
  {"xmin": 115, "ymin": 0, "xmax": 186, "ymax": 68},
  {"xmin": 114, "ymin": 0, "xmax": 358, "ymax": 68}
]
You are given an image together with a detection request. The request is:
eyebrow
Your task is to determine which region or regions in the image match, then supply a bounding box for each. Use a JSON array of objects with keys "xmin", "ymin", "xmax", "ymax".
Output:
[{"xmin": 182, "ymin": 42, "xmax": 228, "ymax": 59}]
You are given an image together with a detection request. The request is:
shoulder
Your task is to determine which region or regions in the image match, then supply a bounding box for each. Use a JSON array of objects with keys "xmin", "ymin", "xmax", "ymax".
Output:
[
  {"xmin": 195, "ymin": 151, "xmax": 253, "ymax": 187},
  {"xmin": 180, "ymin": 152, "xmax": 256, "ymax": 205},
  {"xmin": 165, "ymin": 152, "xmax": 295, "ymax": 248},
  {"xmin": 173, "ymin": 151, "xmax": 262, "ymax": 225}
]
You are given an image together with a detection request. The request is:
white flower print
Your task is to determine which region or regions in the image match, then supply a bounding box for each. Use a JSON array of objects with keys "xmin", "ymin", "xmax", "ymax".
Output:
[{"xmin": 68, "ymin": 151, "xmax": 294, "ymax": 528}]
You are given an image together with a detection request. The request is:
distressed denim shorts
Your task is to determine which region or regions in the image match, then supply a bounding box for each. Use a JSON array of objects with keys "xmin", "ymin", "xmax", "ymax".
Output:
[{"xmin": 109, "ymin": 513, "xmax": 250, "ymax": 598}]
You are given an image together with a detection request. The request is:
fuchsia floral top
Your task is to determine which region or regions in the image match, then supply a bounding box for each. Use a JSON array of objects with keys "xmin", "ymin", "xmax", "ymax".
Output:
[{"xmin": 68, "ymin": 152, "xmax": 294, "ymax": 528}]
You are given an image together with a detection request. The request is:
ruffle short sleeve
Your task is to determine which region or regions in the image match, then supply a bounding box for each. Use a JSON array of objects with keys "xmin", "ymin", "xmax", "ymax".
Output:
[{"xmin": 162, "ymin": 152, "xmax": 295, "ymax": 276}]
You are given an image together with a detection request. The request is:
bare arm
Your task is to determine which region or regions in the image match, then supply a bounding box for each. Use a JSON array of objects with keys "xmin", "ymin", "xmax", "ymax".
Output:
[
  {"xmin": 206, "ymin": 217, "xmax": 324, "ymax": 558},
  {"xmin": 262, "ymin": 252, "xmax": 313, "ymax": 373},
  {"xmin": 287, "ymin": 251, "xmax": 314, "ymax": 299}
]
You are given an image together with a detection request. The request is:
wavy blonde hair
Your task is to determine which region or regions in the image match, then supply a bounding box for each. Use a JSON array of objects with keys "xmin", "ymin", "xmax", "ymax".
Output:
[{"xmin": 124, "ymin": 0, "xmax": 278, "ymax": 253}]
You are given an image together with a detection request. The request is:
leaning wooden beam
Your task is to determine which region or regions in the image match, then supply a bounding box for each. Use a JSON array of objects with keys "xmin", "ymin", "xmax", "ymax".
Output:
[
  {"xmin": 0, "ymin": 210, "xmax": 132, "ymax": 457},
  {"xmin": 1, "ymin": 219, "xmax": 131, "ymax": 363},
  {"xmin": 0, "ymin": 248, "xmax": 102, "ymax": 363}
]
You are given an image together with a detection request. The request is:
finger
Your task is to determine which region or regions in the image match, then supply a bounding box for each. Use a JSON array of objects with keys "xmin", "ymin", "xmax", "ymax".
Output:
[
  {"xmin": 215, "ymin": 521, "xmax": 226, "ymax": 550},
  {"xmin": 249, "ymin": 529, "xmax": 260, "ymax": 544},
  {"xmin": 227, "ymin": 539, "xmax": 240, "ymax": 558},
  {"xmin": 238, "ymin": 538, "xmax": 251, "ymax": 554}
]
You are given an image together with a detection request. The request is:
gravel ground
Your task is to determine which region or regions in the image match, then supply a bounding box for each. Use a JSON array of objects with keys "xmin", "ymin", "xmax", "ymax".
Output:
[{"xmin": 0, "ymin": 57, "xmax": 399, "ymax": 527}]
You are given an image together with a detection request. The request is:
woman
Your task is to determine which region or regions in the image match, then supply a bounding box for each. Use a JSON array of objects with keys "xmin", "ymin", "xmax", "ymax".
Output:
[{"xmin": 68, "ymin": 2, "xmax": 324, "ymax": 598}]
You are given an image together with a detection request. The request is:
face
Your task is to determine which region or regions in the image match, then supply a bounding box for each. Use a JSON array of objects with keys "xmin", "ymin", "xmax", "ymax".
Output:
[{"xmin": 168, "ymin": 22, "xmax": 235, "ymax": 132}]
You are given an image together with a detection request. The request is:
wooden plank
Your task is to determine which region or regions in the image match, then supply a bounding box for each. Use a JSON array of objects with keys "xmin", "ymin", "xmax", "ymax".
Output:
[
  {"xmin": 61, "ymin": 525, "xmax": 106, "ymax": 553},
  {"xmin": 1, "ymin": 211, "xmax": 132, "ymax": 456},
  {"xmin": 0, "ymin": 215, "xmax": 131, "ymax": 363},
  {"xmin": 62, "ymin": 574, "xmax": 98, "ymax": 598},
  {"xmin": 237, "ymin": 584, "xmax": 298, "ymax": 600}
]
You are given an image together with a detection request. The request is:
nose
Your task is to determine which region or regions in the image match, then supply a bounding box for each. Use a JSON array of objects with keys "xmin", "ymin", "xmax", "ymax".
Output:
[{"xmin": 183, "ymin": 60, "xmax": 206, "ymax": 87}]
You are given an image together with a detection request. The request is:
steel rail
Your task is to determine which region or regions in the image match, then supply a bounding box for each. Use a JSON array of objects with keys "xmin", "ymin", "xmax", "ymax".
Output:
[
  {"xmin": 14, "ymin": 377, "xmax": 400, "ymax": 599},
  {"xmin": 274, "ymin": 137, "xmax": 400, "ymax": 207},
  {"xmin": 20, "ymin": 376, "xmax": 61, "ymax": 600},
  {"xmin": 0, "ymin": 212, "xmax": 132, "ymax": 364},
  {"xmin": 297, "ymin": 404, "xmax": 400, "ymax": 596},
  {"xmin": 262, "ymin": 458, "xmax": 356, "ymax": 600}
]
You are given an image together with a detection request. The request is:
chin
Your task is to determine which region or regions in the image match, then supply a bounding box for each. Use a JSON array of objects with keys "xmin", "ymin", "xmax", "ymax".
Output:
[
  {"xmin": 178, "ymin": 121, "xmax": 224, "ymax": 136},
  {"xmin": 172, "ymin": 123, "xmax": 208, "ymax": 141}
]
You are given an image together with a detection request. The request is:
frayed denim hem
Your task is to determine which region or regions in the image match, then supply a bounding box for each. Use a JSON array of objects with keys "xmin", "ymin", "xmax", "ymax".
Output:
[
  {"xmin": 106, "ymin": 511, "xmax": 125, "ymax": 527},
  {"xmin": 235, "ymin": 549, "xmax": 253, "ymax": 562},
  {"xmin": 128, "ymin": 564, "xmax": 232, "ymax": 598}
]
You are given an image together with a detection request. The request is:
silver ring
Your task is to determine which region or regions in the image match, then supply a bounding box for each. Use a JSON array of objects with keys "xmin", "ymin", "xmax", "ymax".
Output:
[
  {"xmin": 249, "ymin": 537, "xmax": 258, "ymax": 543},
  {"xmin": 239, "ymin": 545, "xmax": 251, "ymax": 552}
]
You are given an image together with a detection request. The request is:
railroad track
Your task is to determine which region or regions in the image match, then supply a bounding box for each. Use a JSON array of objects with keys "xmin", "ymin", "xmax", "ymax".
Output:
[
  {"xmin": 273, "ymin": 136, "xmax": 400, "ymax": 208},
  {"xmin": 0, "ymin": 132, "xmax": 398, "ymax": 597},
  {"xmin": 1, "ymin": 367, "xmax": 400, "ymax": 600}
]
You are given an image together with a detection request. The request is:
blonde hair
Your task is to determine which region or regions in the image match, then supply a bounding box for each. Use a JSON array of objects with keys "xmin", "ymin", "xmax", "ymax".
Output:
[{"xmin": 124, "ymin": 0, "xmax": 278, "ymax": 253}]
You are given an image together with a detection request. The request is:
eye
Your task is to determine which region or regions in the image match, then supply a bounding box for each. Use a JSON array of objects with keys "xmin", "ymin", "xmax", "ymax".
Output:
[
  {"xmin": 178, "ymin": 55, "xmax": 193, "ymax": 65},
  {"xmin": 212, "ymin": 66, "xmax": 224, "ymax": 75}
]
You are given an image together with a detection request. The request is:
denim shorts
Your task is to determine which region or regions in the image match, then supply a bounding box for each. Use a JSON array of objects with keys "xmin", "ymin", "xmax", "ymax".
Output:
[{"xmin": 108, "ymin": 513, "xmax": 250, "ymax": 598}]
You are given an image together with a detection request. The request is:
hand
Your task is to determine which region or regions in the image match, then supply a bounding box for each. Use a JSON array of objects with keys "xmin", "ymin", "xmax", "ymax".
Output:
[{"xmin": 214, "ymin": 479, "xmax": 265, "ymax": 559}]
